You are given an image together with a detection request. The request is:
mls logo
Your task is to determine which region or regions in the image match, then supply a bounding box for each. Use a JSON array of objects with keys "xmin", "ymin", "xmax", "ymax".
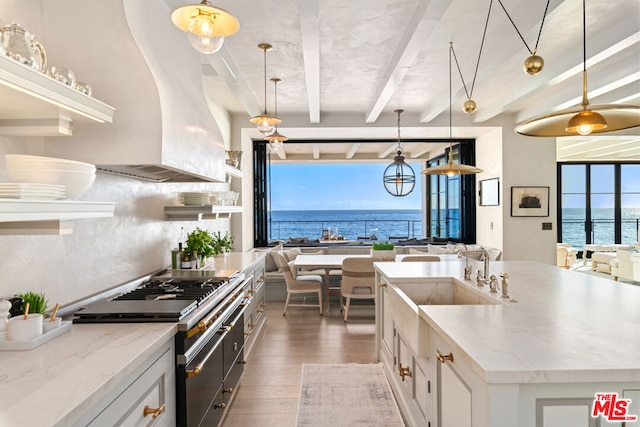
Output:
[{"xmin": 592, "ymin": 393, "xmax": 638, "ymax": 422}]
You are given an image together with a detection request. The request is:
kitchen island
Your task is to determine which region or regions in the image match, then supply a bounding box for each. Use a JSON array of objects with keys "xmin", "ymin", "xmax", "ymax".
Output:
[{"xmin": 374, "ymin": 260, "xmax": 640, "ymax": 427}]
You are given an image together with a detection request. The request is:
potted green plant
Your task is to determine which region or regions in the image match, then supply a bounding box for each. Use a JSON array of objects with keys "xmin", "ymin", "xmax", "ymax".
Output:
[
  {"xmin": 371, "ymin": 241, "xmax": 396, "ymax": 259},
  {"xmin": 184, "ymin": 227, "xmax": 215, "ymax": 265},
  {"xmin": 212, "ymin": 231, "xmax": 234, "ymax": 255},
  {"xmin": 17, "ymin": 291, "xmax": 48, "ymax": 316}
]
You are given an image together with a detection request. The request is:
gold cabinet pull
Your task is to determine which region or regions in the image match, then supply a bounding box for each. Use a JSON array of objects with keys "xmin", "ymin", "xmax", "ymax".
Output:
[
  {"xmin": 213, "ymin": 402, "xmax": 226, "ymax": 410},
  {"xmin": 259, "ymin": 303, "xmax": 267, "ymax": 308},
  {"xmin": 436, "ymin": 351, "xmax": 454, "ymax": 363},
  {"xmin": 378, "ymin": 282, "xmax": 387, "ymax": 288},
  {"xmin": 398, "ymin": 363, "xmax": 412, "ymax": 382},
  {"xmin": 256, "ymin": 308, "xmax": 265, "ymax": 313},
  {"xmin": 143, "ymin": 404, "xmax": 165, "ymax": 419},
  {"xmin": 247, "ymin": 289, "xmax": 256, "ymax": 294},
  {"xmin": 222, "ymin": 387, "xmax": 234, "ymax": 394}
]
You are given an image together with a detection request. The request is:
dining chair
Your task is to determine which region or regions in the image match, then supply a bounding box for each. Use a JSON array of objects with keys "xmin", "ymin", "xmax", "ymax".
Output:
[
  {"xmin": 401, "ymin": 255, "xmax": 441, "ymax": 262},
  {"xmin": 273, "ymin": 251, "xmax": 323, "ymax": 316},
  {"xmin": 340, "ymin": 257, "xmax": 376, "ymax": 322}
]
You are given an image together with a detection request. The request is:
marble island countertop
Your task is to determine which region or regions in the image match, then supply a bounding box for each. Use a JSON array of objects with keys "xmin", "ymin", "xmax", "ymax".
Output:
[
  {"xmin": 0, "ymin": 321, "xmax": 176, "ymax": 426},
  {"xmin": 374, "ymin": 260, "xmax": 640, "ymax": 385}
]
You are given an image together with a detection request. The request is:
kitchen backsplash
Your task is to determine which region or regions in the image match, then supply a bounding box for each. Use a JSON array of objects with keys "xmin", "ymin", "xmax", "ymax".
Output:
[{"xmin": 0, "ymin": 138, "xmax": 232, "ymax": 310}]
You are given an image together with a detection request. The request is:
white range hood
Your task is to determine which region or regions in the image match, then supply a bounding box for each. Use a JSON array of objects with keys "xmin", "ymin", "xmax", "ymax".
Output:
[{"xmin": 41, "ymin": 0, "xmax": 226, "ymax": 182}]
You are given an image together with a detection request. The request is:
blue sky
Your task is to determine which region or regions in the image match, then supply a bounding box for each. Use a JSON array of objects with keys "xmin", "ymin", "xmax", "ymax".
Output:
[{"xmin": 270, "ymin": 163, "xmax": 422, "ymax": 211}]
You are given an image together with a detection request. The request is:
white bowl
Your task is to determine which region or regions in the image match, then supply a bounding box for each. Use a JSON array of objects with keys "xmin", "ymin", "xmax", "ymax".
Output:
[
  {"xmin": 7, "ymin": 169, "xmax": 96, "ymax": 199},
  {"xmin": 6, "ymin": 154, "xmax": 96, "ymax": 173},
  {"xmin": 43, "ymin": 317, "xmax": 62, "ymax": 334},
  {"xmin": 7, "ymin": 314, "xmax": 43, "ymax": 341}
]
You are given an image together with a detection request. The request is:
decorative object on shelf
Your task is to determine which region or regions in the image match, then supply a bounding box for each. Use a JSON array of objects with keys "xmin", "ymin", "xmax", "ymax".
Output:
[
  {"xmin": 5, "ymin": 154, "xmax": 96, "ymax": 199},
  {"xmin": 515, "ymin": 0, "xmax": 640, "ymax": 136},
  {"xmin": 510, "ymin": 186, "xmax": 549, "ymax": 217},
  {"xmin": 225, "ymin": 150, "xmax": 243, "ymax": 169},
  {"xmin": 371, "ymin": 241, "xmax": 396, "ymax": 259},
  {"xmin": 264, "ymin": 77, "xmax": 288, "ymax": 150},
  {"xmin": 47, "ymin": 66, "xmax": 76, "ymax": 87},
  {"xmin": 450, "ymin": 0, "xmax": 494, "ymax": 113},
  {"xmin": 74, "ymin": 81, "xmax": 92, "ymax": 96},
  {"xmin": 0, "ymin": 23, "xmax": 47, "ymax": 72},
  {"xmin": 422, "ymin": 43, "xmax": 484, "ymax": 176},
  {"xmin": 383, "ymin": 109, "xmax": 415, "ymax": 197},
  {"xmin": 497, "ymin": 0, "xmax": 550, "ymax": 75},
  {"xmin": 250, "ymin": 43, "xmax": 281, "ymax": 136},
  {"xmin": 170, "ymin": 0, "xmax": 239, "ymax": 54}
]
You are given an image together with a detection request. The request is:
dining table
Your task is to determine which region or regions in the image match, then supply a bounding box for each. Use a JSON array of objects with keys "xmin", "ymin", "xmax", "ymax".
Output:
[{"xmin": 292, "ymin": 253, "xmax": 461, "ymax": 312}]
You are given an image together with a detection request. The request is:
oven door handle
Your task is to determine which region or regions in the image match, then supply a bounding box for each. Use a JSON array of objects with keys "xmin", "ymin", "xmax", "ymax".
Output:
[
  {"xmin": 185, "ymin": 329, "xmax": 225, "ymax": 378},
  {"xmin": 185, "ymin": 287, "xmax": 245, "ymax": 339},
  {"xmin": 185, "ymin": 303, "xmax": 248, "ymax": 379}
]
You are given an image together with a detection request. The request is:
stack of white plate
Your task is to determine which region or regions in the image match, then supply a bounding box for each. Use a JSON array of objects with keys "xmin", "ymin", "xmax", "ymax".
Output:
[
  {"xmin": 0, "ymin": 183, "xmax": 66, "ymax": 200},
  {"xmin": 180, "ymin": 192, "xmax": 210, "ymax": 206},
  {"xmin": 5, "ymin": 154, "xmax": 96, "ymax": 199}
]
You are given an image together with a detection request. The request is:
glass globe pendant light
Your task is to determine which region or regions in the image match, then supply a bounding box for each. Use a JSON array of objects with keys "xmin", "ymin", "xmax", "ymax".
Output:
[
  {"xmin": 383, "ymin": 109, "xmax": 416, "ymax": 197},
  {"xmin": 250, "ymin": 44, "xmax": 281, "ymax": 136},
  {"xmin": 264, "ymin": 78, "xmax": 288, "ymax": 150},
  {"xmin": 170, "ymin": 0, "xmax": 239, "ymax": 55}
]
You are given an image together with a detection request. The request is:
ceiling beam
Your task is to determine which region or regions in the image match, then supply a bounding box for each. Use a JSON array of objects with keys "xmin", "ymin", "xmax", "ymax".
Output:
[
  {"xmin": 298, "ymin": 0, "xmax": 321, "ymax": 123},
  {"xmin": 312, "ymin": 143, "xmax": 320, "ymax": 159},
  {"xmin": 364, "ymin": 0, "xmax": 441, "ymax": 123},
  {"xmin": 346, "ymin": 143, "xmax": 361, "ymax": 159},
  {"xmin": 204, "ymin": 48, "xmax": 262, "ymax": 117},
  {"xmin": 378, "ymin": 144, "xmax": 399, "ymax": 159}
]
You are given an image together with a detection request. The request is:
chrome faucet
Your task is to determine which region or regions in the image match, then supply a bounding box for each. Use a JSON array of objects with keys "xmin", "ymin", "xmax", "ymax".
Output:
[{"xmin": 458, "ymin": 249, "xmax": 490, "ymax": 282}]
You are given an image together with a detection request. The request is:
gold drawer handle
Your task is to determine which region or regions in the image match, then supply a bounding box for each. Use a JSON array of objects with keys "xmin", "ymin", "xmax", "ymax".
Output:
[
  {"xmin": 213, "ymin": 402, "xmax": 226, "ymax": 410},
  {"xmin": 378, "ymin": 282, "xmax": 387, "ymax": 288},
  {"xmin": 256, "ymin": 308, "xmax": 265, "ymax": 313},
  {"xmin": 259, "ymin": 303, "xmax": 267, "ymax": 308},
  {"xmin": 143, "ymin": 404, "xmax": 165, "ymax": 419},
  {"xmin": 222, "ymin": 387, "xmax": 234, "ymax": 394},
  {"xmin": 398, "ymin": 363, "xmax": 412, "ymax": 381},
  {"xmin": 436, "ymin": 351, "xmax": 454, "ymax": 363},
  {"xmin": 247, "ymin": 289, "xmax": 256, "ymax": 294}
]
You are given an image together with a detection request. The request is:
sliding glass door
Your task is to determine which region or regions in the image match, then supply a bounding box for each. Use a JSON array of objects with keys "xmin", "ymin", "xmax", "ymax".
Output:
[{"xmin": 621, "ymin": 164, "xmax": 640, "ymax": 244}]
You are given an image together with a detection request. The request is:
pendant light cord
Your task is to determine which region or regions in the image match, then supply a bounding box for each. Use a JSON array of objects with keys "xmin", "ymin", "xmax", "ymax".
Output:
[
  {"xmin": 448, "ymin": 44, "xmax": 454, "ymax": 164},
  {"xmin": 451, "ymin": 0, "xmax": 493, "ymax": 100},
  {"xmin": 263, "ymin": 48, "xmax": 268, "ymax": 115},
  {"xmin": 498, "ymin": 0, "xmax": 550, "ymax": 54}
]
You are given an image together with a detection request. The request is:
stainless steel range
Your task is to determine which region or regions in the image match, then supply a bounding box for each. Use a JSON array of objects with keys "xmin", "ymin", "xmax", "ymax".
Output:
[{"xmin": 73, "ymin": 272, "xmax": 249, "ymax": 427}]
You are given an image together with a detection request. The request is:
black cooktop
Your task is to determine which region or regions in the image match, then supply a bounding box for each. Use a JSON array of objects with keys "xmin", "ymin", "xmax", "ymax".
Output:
[{"xmin": 73, "ymin": 278, "xmax": 227, "ymax": 323}]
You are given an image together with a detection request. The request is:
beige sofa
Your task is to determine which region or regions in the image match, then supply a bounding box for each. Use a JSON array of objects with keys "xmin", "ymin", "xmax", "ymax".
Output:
[{"xmin": 611, "ymin": 251, "xmax": 640, "ymax": 282}]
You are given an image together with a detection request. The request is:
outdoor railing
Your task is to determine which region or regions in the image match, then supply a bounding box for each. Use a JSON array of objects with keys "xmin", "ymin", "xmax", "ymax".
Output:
[
  {"xmin": 560, "ymin": 217, "xmax": 640, "ymax": 249},
  {"xmin": 269, "ymin": 219, "xmax": 422, "ymax": 242}
]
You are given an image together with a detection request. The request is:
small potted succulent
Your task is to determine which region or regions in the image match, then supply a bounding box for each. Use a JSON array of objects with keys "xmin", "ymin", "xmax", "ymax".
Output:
[{"xmin": 371, "ymin": 241, "xmax": 396, "ymax": 259}]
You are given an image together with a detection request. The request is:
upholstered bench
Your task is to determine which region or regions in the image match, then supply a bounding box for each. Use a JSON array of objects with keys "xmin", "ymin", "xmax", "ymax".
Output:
[{"xmin": 591, "ymin": 252, "xmax": 617, "ymax": 273}]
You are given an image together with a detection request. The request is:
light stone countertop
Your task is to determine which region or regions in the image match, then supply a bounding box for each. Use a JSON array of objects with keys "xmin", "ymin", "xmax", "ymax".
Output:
[
  {"xmin": 0, "ymin": 322, "xmax": 176, "ymax": 426},
  {"xmin": 374, "ymin": 260, "xmax": 640, "ymax": 385}
]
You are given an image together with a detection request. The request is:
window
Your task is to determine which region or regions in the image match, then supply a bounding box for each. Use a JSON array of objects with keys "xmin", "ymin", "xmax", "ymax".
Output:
[
  {"xmin": 426, "ymin": 143, "xmax": 477, "ymax": 243},
  {"xmin": 558, "ymin": 162, "xmax": 640, "ymax": 248}
]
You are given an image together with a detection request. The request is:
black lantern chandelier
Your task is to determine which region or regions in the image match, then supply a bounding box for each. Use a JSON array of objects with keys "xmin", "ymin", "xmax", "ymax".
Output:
[{"xmin": 383, "ymin": 109, "xmax": 416, "ymax": 197}]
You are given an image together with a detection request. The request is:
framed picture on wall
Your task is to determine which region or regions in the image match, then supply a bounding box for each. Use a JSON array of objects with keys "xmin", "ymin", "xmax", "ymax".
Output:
[
  {"xmin": 479, "ymin": 178, "xmax": 499, "ymax": 206},
  {"xmin": 511, "ymin": 186, "xmax": 549, "ymax": 217}
]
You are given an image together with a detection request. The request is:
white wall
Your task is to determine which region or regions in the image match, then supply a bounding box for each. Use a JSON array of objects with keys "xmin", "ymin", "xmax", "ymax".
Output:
[{"xmin": 475, "ymin": 127, "xmax": 504, "ymax": 252}]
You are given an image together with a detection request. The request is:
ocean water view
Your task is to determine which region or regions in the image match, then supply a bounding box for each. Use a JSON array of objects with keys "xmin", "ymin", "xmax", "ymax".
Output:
[
  {"xmin": 561, "ymin": 208, "xmax": 640, "ymax": 248},
  {"xmin": 268, "ymin": 209, "xmax": 422, "ymax": 242},
  {"xmin": 267, "ymin": 208, "xmax": 640, "ymax": 247}
]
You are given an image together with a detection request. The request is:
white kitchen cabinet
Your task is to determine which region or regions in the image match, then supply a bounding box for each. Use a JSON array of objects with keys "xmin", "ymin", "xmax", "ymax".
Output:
[
  {"xmin": 0, "ymin": 199, "xmax": 116, "ymax": 235},
  {"xmin": 243, "ymin": 257, "xmax": 267, "ymax": 358},
  {"xmin": 0, "ymin": 54, "xmax": 114, "ymax": 136},
  {"xmin": 375, "ymin": 272, "xmax": 432, "ymax": 427},
  {"xmin": 79, "ymin": 340, "xmax": 176, "ymax": 427}
]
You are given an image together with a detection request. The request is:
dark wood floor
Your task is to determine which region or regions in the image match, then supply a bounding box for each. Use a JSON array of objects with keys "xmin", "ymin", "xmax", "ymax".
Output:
[{"xmin": 221, "ymin": 300, "xmax": 377, "ymax": 426}]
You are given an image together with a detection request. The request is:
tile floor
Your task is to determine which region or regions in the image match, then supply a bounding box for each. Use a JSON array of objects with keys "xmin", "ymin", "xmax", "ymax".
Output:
[{"xmin": 221, "ymin": 301, "xmax": 377, "ymax": 426}]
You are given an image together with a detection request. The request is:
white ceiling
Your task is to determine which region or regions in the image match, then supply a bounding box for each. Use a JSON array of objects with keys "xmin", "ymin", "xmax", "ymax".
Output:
[{"xmin": 171, "ymin": 0, "xmax": 640, "ymax": 162}]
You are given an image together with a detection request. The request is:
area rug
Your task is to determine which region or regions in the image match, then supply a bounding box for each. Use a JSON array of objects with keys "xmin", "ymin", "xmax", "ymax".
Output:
[{"xmin": 296, "ymin": 363, "xmax": 405, "ymax": 427}]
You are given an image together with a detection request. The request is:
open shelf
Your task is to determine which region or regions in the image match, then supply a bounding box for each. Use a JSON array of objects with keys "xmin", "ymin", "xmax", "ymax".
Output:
[
  {"xmin": 0, "ymin": 55, "xmax": 115, "ymax": 136},
  {"xmin": 164, "ymin": 205, "xmax": 242, "ymax": 221},
  {"xmin": 0, "ymin": 199, "xmax": 116, "ymax": 235}
]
